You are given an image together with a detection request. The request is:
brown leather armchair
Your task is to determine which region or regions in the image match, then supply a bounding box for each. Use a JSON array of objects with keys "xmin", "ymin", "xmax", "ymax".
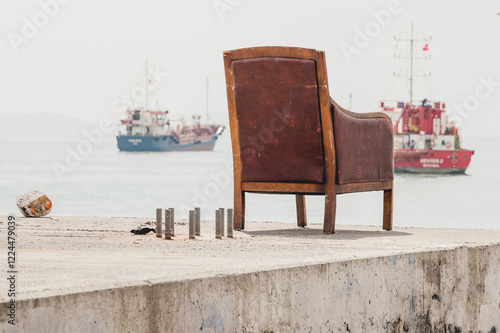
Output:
[{"xmin": 223, "ymin": 46, "xmax": 394, "ymax": 234}]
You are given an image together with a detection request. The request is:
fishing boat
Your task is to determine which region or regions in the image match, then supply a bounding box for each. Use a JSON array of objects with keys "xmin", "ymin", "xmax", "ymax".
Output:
[
  {"xmin": 116, "ymin": 64, "xmax": 224, "ymax": 152},
  {"xmin": 378, "ymin": 23, "xmax": 473, "ymax": 174}
]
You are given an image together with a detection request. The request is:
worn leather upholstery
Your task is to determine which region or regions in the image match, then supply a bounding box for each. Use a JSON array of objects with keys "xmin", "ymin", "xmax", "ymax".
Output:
[
  {"xmin": 232, "ymin": 57, "xmax": 325, "ymax": 183},
  {"xmin": 333, "ymin": 104, "xmax": 394, "ymax": 184}
]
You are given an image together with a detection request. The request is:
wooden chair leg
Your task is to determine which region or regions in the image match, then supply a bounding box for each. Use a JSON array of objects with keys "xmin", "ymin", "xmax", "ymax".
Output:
[
  {"xmin": 383, "ymin": 183, "xmax": 393, "ymax": 231},
  {"xmin": 295, "ymin": 195, "xmax": 307, "ymax": 227},
  {"xmin": 241, "ymin": 191, "xmax": 245, "ymax": 230},
  {"xmin": 234, "ymin": 190, "xmax": 245, "ymax": 230},
  {"xmin": 323, "ymin": 188, "xmax": 337, "ymax": 234}
]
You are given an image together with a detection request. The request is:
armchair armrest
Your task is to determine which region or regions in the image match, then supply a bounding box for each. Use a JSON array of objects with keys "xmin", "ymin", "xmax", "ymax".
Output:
[
  {"xmin": 330, "ymin": 97, "xmax": 392, "ymax": 122},
  {"xmin": 330, "ymin": 97, "xmax": 394, "ymax": 184}
]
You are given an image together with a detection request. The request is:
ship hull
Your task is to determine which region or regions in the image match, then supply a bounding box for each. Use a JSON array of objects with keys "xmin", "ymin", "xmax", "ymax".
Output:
[
  {"xmin": 394, "ymin": 167, "xmax": 467, "ymax": 174},
  {"xmin": 394, "ymin": 149, "xmax": 473, "ymax": 174},
  {"xmin": 117, "ymin": 135, "xmax": 218, "ymax": 152}
]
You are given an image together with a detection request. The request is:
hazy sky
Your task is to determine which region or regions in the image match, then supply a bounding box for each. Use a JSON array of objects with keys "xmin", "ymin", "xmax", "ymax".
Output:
[{"xmin": 1, "ymin": 0, "xmax": 499, "ymax": 137}]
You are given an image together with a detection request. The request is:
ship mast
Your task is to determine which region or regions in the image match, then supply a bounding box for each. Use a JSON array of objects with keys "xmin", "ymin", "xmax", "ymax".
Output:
[
  {"xmin": 206, "ymin": 76, "xmax": 209, "ymax": 123},
  {"xmin": 409, "ymin": 22, "xmax": 414, "ymax": 106},
  {"xmin": 394, "ymin": 22, "xmax": 431, "ymax": 105},
  {"xmin": 145, "ymin": 59, "xmax": 149, "ymax": 111}
]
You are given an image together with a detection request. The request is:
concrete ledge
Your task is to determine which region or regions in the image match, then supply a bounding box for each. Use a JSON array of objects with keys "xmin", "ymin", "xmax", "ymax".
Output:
[{"xmin": 1, "ymin": 216, "xmax": 499, "ymax": 332}]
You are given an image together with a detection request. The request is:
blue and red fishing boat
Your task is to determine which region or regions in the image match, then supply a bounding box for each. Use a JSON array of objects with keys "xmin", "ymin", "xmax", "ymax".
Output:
[
  {"xmin": 116, "ymin": 63, "xmax": 224, "ymax": 152},
  {"xmin": 117, "ymin": 110, "xmax": 224, "ymax": 152}
]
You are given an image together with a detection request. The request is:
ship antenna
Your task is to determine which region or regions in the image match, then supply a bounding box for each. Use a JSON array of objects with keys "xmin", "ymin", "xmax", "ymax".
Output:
[
  {"xmin": 145, "ymin": 59, "xmax": 149, "ymax": 111},
  {"xmin": 394, "ymin": 22, "xmax": 431, "ymax": 105},
  {"xmin": 206, "ymin": 76, "xmax": 209, "ymax": 124},
  {"xmin": 409, "ymin": 22, "xmax": 414, "ymax": 106}
]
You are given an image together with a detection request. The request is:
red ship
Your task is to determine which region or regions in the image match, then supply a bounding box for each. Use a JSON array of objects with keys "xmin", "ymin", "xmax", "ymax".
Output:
[
  {"xmin": 378, "ymin": 100, "xmax": 473, "ymax": 174},
  {"xmin": 378, "ymin": 23, "xmax": 473, "ymax": 174}
]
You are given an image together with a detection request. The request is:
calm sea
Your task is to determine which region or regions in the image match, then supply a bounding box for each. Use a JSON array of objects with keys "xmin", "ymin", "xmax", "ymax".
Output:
[{"xmin": 1, "ymin": 134, "xmax": 498, "ymax": 230}]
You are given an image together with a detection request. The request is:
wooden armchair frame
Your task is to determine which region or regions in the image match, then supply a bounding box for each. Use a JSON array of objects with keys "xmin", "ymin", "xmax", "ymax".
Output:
[{"xmin": 223, "ymin": 46, "xmax": 393, "ymax": 234}]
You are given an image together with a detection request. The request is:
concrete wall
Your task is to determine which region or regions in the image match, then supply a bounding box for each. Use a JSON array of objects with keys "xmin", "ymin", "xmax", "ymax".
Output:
[{"xmin": 3, "ymin": 244, "xmax": 500, "ymax": 332}]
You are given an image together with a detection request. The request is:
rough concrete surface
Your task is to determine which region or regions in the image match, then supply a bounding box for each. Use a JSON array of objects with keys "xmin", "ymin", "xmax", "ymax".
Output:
[{"xmin": 0, "ymin": 216, "xmax": 499, "ymax": 332}]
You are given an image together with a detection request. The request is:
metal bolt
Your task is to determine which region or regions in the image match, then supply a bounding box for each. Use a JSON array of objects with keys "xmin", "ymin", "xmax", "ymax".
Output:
[
  {"xmin": 215, "ymin": 209, "xmax": 221, "ymax": 239},
  {"xmin": 156, "ymin": 208, "xmax": 162, "ymax": 238},
  {"xmin": 169, "ymin": 208, "xmax": 175, "ymax": 237},
  {"xmin": 227, "ymin": 208, "xmax": 234, "ymax": 238},
  {"xmin": 189, "ymin": 210, "xmax": 195, "ymax": 239},
  {"xmin": 195, "ymin": 207, "xmax": 201, "ymax": 236},
  {"xmin": 164, "ymin": 209, "xmax": 171, "ymax": 240},
  {"xmin": 219, "ymin": 208, "xmax": 225, "ymax": 237}
]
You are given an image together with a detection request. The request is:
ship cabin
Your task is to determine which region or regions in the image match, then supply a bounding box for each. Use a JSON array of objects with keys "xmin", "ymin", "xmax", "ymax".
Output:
[
  {"xmin": 378, "ymin": 100, "xmax": 460, "ymax": 151},
  {"xmin": 120, "ymin": 110, "xmax": 170, "ymax": 136}
]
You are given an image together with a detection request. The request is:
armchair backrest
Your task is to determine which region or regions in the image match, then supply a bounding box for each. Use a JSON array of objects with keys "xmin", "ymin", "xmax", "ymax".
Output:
[{"xmin": 224, "ymin": 47, "xmax": 334, "ymax": 184}]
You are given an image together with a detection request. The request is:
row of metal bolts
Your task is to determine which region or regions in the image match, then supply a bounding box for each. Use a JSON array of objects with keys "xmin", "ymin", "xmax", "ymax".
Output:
[{"xmin": 155, "ymin": 208, "xmax": 234, "ymax": 239}]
